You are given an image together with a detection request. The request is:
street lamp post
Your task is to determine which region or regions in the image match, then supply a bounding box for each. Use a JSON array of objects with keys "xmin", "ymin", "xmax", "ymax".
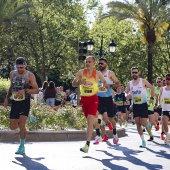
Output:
[{"xmin": 87, "ymin": 37, "xmax": 117, "ymax": 58}]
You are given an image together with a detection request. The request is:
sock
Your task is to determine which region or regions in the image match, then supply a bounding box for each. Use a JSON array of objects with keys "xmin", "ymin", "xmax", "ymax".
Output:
[
  {"xmin": 86, "ymin": 141, "xmax": 90, "ymax": 146},
  {"xmin": 96, "ymin": 129, "xmax": 100, "ymax": 136},
  {"xmin": 148, "ymin": 131, "xmax": 153, "ymax": 137},
  {"xmin": 140, "ymin": 135, "xmax": 145, "ymax": 141},
  {"xmin": 20, "ymin": 139, "xmax": 25, "ymax": 147},
  {"xmin": 161, "ymin": 132, "xmax": 165, "ymax": 135},
  {"xmin": 113, "ymin": 128, "xmax": 116, "ymax": 135},
  {"xmin": 157, "ymin": 122, "xmax": 159, "ymax": 125}
]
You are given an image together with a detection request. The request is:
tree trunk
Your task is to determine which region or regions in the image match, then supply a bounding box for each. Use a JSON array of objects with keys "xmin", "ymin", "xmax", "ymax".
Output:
[{"xmin": 147, "ymin": 43, "xmax": 153, "ymax": 84}]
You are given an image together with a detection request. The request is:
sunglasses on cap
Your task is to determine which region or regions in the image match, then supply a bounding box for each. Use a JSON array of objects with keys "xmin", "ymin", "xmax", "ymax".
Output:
[
  {"xmin": 132, "ymin": 71, "xmax": 138, "ymax": 74},
  {"xmin": 156, "ymin": 81, "xmax": 161, "ymax": 83},
  {"xmin": 98, "ymin": 63, "xmax": 104, "ymax": 65},
  {"xmin": 16, "ymin": 66, "xmax": 24, "ymax": 69}
]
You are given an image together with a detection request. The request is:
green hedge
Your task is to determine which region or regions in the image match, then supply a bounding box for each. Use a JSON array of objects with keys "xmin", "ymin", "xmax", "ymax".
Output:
[
  {"xmin": 0, "ymin": 101, "xmax": 87, "ymax": 131},
  {"xmin": 0, "ymin": 78, "xmax": 10, "ymax": 104}
]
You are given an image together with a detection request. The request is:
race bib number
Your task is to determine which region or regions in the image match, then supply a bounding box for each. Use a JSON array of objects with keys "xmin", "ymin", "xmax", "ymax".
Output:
[
  {"xmin": 84, "ymin": 89, "xmax": 92, "ymax": 94},
  {"xmin": 126, "ymin": 101, "xmax": 130, "ymax": 105},
  {"xmin": 164, "ymin": 98, "xmax": 170, "ymax": 104},
  {"xmin": 134, "ymin": 96, "xmax": 143, "ymax": 104},
  {"xmin": 117, "ymin": 101, "xmax": 123, "ymax": 106},
  {"xmin": 12, "ymin": 91, "xmax": 25, "ymax": 101}
]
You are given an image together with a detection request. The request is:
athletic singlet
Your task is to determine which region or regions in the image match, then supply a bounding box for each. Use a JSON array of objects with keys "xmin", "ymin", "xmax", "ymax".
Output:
[
  {"xmin": 162, "ymin": 87, "xmax": 170, "ymax": 111},
  {"xmin": 130, "ymin": 78, "xmax": 147, "ymax": 104},
  {"xmin": 80, "ymin": 69, "xmax": 98, "ymax": 96},
  {"xmin": 154, "ymin": 86, "xmax": 160, "ymax": 103},
  {"xmin": 98, "ymin": 70, "xmax": 113, "ymax": 97},
  {"xmin": 11, "ymin": 70, "xmax": 31, "ymax": 101},
  {"xmin": 146, "ymin": 88, "xmax": 154, "ymax": 111}
]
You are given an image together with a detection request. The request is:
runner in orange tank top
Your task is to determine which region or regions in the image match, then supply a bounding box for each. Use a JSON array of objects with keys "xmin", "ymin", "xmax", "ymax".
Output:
[{"xmin": 72, "ymin": 56, "xmax": 109, "ymax": 153}]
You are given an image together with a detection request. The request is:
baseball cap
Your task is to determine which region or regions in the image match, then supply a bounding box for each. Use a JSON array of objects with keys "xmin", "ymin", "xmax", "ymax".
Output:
[{"xmin": 15, "ymin": 57, "xmax": 26, "ymax": 65}]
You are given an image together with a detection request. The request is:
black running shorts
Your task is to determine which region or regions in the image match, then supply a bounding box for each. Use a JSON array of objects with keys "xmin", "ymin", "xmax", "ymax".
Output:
[
  {"xmin": 10, "ymin": 99, "xmax": 30, "ymax": 119},
  {"xmin": 133, "ymin": 103, "xmax": 148, "ymax": 118},
  {"xmin": 98, "ymin": 96, "xmax": 115, "ymax": 117},
  {"xmin": 162, "ymin": 111, "xmax": 170, "ymax": 119}
]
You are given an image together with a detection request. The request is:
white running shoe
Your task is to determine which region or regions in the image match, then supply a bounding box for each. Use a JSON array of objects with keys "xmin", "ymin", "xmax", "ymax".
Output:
[{"xmin": 93, "ymin": 135, "xmax": 102, "ymax": 145}]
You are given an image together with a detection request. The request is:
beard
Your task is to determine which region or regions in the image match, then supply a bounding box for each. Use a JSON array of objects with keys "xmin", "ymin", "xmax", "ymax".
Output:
[
  {"xmin": 133, "ymin": 76, "xmax": 138, "ymax": 80},
  {"xmin": 99, "ymin": 65, "xmax": 106, "ymax": 71}
]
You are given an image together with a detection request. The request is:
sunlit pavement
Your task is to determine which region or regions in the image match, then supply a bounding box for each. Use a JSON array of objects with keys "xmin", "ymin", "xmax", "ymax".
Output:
[{"xmin": 0, "ymin": 123, "xmax": 170, "ymax": 170}]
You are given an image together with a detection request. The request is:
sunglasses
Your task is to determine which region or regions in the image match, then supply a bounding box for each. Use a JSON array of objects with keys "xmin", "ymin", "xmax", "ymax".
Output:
[
  {"xmin": 166, "ymin": 77, "xmax": 170, "ymax": 81},
  {"xmin": 132, "ymin": 72, "xmax": 138, "ymax": 74},
  {"xmin": 16, "ymin": 66, "xmax": 24, "ymax": 69},
  {"xmin": 98, "ymin": 63, "xmax": 104, "ymax": 65},
  {"xmin": 156, "ymin": 81, "xmax": 161, "ymax": 83}
]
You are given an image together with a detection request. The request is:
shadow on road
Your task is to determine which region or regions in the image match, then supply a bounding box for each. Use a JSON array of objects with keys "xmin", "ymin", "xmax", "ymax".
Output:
[
  {"xmin": 83, "ymin": 141, "xmax": 163, "ymax": 170},
  {"xmin": 12, "ymin": 155, "xmax": 49, "ymax": 170}
]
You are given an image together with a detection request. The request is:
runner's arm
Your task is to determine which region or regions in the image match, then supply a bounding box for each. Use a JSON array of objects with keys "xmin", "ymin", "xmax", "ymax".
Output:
[
  {"xmin": 72, "ymin": 70, "xmax": 82, "ymax": 87},
  {"xmin": 110, "ymin": 71, "xmax": 121, "ymax": 88}
]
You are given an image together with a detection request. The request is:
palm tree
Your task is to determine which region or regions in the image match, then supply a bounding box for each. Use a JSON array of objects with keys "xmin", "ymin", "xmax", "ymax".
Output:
[
  {"xmin": 0, "ymin": 0, "xmax": 32, "ymax": 30},
  {"xmin": 103, "ymin": 0, "xmax": 170, "ymax": 83}
]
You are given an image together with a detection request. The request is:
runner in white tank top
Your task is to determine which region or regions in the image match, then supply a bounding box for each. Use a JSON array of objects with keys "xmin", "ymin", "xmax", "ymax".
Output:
[
  {"xmin": 126, "ymin": 67, "xmax": 154, "ymax": 148},
  {"xmin": 159, "ymin": 73, "xmax": 170, "ymax": 145}
]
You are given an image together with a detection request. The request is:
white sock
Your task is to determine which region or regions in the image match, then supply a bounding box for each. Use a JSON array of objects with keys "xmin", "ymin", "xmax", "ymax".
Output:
[{"xmin": 140, "ymin": 135, "xmax": 145, "ymax": 141}]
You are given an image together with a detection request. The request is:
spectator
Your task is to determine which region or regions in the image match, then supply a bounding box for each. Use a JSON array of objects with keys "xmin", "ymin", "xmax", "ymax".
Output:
[{"xmin": 44, "ymin": 81, "xmax": 56, "ymax": 107}]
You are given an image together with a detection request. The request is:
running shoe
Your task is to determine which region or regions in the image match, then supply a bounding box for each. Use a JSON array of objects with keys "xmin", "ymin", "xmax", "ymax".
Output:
[
  {"xmin": 80, "ymin": 144, "xmax": 89, "ymax": 153},
  {"xmin": 15, "ymin": 146, "xmax": 25, "ymax": 155},
  {"xmin": 155, "ymin": 125, "xmax": 160, "ymax": 131},
  {"xmin": 132, "ymin": 121, "xmax": 135, "ymax": 125},
  {"xmin": 139, "ymin": 141, "xmax": 146, "ymax": 148},
  {"xmin": 107, "ymin": 123, "xmax": 113, "ymax": 130},
  {"xmin": 93, "ymin": 135, "xmax": 102, "ymax": 144},
  {"xmin": 102, "ymin": 135, "xmax": 108, "ymax": 142},
  {"xmin": 161, "ymin": 133, "xmax": 165, "ymax": 140},
  {"xmin": 164, "ymin": 134, "xmax": 170, "ymax": 145},
  {"xmin": 147, "ymin": 136, "xmax": 154, "ymax": 141},
  {"xmin": 113, "ymin": 135, "xmax": 119, "ymax": 144}
]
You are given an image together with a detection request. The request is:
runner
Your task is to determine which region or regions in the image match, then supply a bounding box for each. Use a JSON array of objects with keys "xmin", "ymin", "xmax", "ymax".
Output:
[
  {"xmin": 159, "ymin": 73, "xmax": 170, "ymax": 145},
  {"xmin": 126, "ymin": 67, "xmax": 154, "ymax": 148},
  {"xmin": 93, "ymin": 58, "xmax": 120, "ymax": 145},
  {"xmin": 4, "ymin": 57, "xmax": 39, "ymax": 154},
  {"xmin": 72, "ymin": 56, "xmax": 108, "ymax": 153}
]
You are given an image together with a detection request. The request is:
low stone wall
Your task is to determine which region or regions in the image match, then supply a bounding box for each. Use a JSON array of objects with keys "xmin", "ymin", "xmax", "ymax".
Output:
[{"xmin": 0, "ymin": 128, "xmax": 125, "ymax": 142}]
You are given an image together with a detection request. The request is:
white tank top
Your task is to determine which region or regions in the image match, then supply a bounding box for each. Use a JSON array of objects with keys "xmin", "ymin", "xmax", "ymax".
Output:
[
  {"xmin": 129, "ymin": 78, "xmax": 147, "ymax": 104},
  {"xmin": 103, "ymin": 70, "xmax": 113, "ymax": 85},
  {"xmin": 162, "ymin": 87, "xmax": 170, "ymax": 111}
]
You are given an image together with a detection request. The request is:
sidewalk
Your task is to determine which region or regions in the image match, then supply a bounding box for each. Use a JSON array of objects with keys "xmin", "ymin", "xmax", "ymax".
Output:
[{"xmin": 0, "ymin": 126, "xmax": 125, "ymax": 142}]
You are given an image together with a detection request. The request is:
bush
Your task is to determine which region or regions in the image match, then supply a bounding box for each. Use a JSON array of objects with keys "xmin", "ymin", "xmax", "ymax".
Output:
[
  {"xmin": 0, "ymin": 78, "xmax": 10, "ymax": 104},
  {"xmin": 0, "ymin": 101, "xmax": 87, "ymax": 131}
]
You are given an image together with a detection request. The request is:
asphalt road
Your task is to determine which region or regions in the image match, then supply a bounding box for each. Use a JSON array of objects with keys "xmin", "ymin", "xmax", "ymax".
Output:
[{"xmin": 0, "ymin": 124, "xmax": 170, "ymax": 170}]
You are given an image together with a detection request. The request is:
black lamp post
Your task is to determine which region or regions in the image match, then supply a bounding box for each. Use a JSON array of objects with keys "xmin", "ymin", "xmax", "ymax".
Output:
[{"xmin": 86, "ymin": 37, "xmax": 117, "ymax": 58}]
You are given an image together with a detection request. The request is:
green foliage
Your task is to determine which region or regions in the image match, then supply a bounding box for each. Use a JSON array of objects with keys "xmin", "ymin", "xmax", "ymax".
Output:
[
  {"xmin": 0, "ymin": 101, "xmax": 87, "ymax": 131},
  {"xmin": 0, "ymin": 78, "xmax": 10, "ymax": 103}
]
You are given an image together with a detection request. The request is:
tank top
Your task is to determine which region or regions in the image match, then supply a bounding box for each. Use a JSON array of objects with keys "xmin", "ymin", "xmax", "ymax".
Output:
[
  {"xmin": 98, "ymin": 70, "xmax": 113, "ymax": 97},
  {"xmin": 130, "ymin": 78, "xmax": 147, "ymax": 104},
  {"xmin": 11, "ymin": 70, "xmax": 31, "ymax": 101},
  {"xmin": 80, "ymin": 69, "xmax": 98, "ymax": 96},
  {"xmin": 146, "ymin": 88, "xmax": 154, "ymax": 111},
  {"xmin": 162, "ymin": 87, "xmax": 170, "ymax": 111}
]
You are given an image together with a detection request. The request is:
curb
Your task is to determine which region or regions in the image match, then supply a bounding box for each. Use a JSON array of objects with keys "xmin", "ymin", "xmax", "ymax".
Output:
[{"xmin": 0, "ymin": 128, "xmax": 125, "ymax": 142}]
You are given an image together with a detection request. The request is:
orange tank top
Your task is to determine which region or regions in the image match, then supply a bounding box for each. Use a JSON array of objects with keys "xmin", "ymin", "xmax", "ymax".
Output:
[{"xmin": 80, "ymin": 69, "xmax": 99, "ymax": 96}]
